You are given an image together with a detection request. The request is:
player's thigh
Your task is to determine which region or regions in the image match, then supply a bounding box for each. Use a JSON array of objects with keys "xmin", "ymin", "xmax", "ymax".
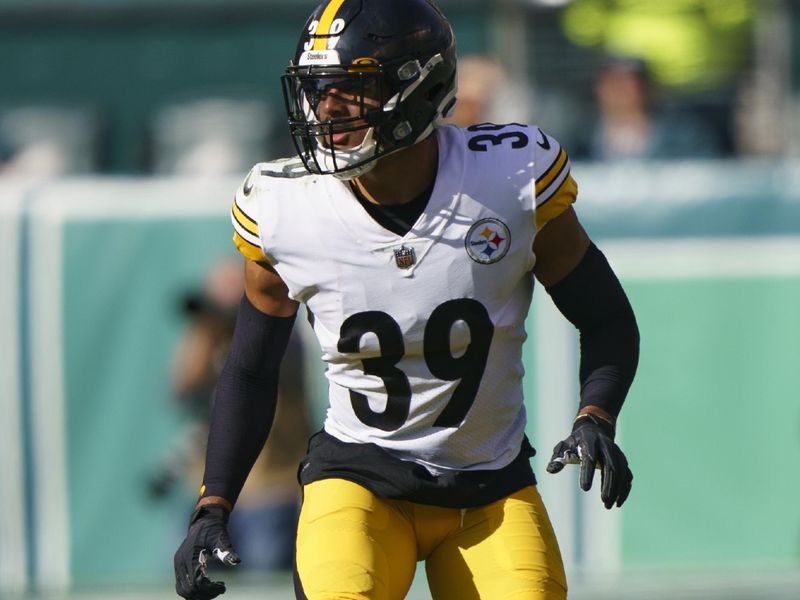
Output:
[
  {"xmin": 426, "ymin": 486, "xmax": 567, "ymax": 600},
  {"xmin": 295, "ymin": 478, "xmax": 417, "ymax": 600}
]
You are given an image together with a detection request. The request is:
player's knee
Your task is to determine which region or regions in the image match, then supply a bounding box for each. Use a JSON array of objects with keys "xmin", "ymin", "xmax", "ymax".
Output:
[
  {"xmin": 296, "ymin": 560, "xmax": 377, "ymax": 599},
  {"xmin": 506, "ymin": 582, "xmax": 567, "ymax": 600}
]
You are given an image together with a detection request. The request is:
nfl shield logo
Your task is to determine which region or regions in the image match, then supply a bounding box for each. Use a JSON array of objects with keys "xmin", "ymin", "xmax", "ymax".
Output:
[{"xmin": 394, "ymin": 245, "xmax": 416, "ymax": 269}]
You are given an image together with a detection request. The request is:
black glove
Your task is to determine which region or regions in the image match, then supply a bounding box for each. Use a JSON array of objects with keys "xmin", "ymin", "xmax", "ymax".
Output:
[
  {"xmin": 546, "ymin": 413, "xmax": 633, "ymax": 509},
  {"xmin": 174, "ymin": 504, "xmax": 241, "ymax": 600}
]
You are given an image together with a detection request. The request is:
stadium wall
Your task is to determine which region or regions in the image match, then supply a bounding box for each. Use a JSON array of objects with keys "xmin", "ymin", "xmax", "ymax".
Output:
[
  {"xmin": 0, "ymin": 179, "xmax": 33, "ymax": 595},
  {"xmin": 2, "ymin": 161, "xmax": 800, "ymax": 593},
  {"xmin": 0, "ymin": 1, "xmax": 490, "ymax": 173}
]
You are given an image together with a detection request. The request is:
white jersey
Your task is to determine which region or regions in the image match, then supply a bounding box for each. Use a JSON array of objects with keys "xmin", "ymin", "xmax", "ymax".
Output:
[{"xmin": 231, "ymin": 123, "xmax": 577, "ymax": 474}]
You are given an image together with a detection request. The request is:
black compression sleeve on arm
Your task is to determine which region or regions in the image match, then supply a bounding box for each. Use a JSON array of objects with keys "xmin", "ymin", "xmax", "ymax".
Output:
[
  {"xmin": 545, "ymin": 243, "xmax": 640, "ymax": 422},
  {"xmin": 200, "ymin": 294, "xmax": 296, "ymax": 505}
]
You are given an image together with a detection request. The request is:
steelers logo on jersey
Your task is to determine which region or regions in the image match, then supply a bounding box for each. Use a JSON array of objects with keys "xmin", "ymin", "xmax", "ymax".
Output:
[{"xmin": 465, "ymin": 218, "xmax": 511, "ymax": 264}]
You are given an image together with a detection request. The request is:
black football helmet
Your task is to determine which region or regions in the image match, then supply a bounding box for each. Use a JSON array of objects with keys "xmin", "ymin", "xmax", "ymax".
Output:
[{"xmin": 281, "ymin": 0, "xmax": 457, "ymax": 179}]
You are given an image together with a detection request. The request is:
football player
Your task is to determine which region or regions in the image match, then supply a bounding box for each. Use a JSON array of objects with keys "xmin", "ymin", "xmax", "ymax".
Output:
[{"xmin": 173, "ymin": 1, "xmax": 639, "ymax": 599}]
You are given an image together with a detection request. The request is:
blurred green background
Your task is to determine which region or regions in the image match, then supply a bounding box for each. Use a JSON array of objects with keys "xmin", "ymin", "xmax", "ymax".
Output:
[{"xmin": 2, "ymin": 1, "xmax": 800, "ymax": 598}]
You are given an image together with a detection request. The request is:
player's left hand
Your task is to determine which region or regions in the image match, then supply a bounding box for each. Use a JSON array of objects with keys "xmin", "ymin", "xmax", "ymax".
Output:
[
  {"xmin": 174, "ymin": 504, "xmax": 241, "ymax": 599},
  {"xmin": 546, "ymin": 413, "xmax": 632, "ymax": 509}
]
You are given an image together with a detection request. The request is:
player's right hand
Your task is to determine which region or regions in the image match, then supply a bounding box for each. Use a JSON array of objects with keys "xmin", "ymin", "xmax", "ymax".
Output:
[
  {"xmin": 174, "ymin": 504, "xmax": 241, "ymax": 599},
  {"xmin": 546, "ymin": 413, "xmax": 632, "ymax": 510}
]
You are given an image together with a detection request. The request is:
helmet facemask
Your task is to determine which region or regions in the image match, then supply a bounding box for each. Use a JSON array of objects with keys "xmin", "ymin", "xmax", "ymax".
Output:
[
  {"xmin": 282, "ymin": 64, "xmax": 387, "ymax": 179},
  {"xmin": 282, "ymin": 53, "xmax": 455, "ymax": 180}
]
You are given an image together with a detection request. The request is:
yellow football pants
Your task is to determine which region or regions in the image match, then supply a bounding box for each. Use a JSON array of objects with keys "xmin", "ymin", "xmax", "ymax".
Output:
[{"xmin": 295, "ymin": 478, "xmax": 567, "ymax": 600}]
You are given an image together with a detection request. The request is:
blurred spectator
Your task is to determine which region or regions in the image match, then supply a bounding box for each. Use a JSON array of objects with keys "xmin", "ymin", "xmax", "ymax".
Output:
[
  {"xmin": 0, "ymin": 105, "xmax": 101, "ymax": 175},
  {"xmin": 150, "ymin": 258, "xmax": 310, "ymax": 571},
  {"xmin": 150, "ymin": 98, "xmax": 273, "ymax": 176},
  {"xmin": 448, "ymin": 54, "xmax": 533, "ymax": 128},
  {"xmin": 733, "ymin": 73, "xmax": 794, "ymax": 157},
  {"xmin": 576, "ymin": 57, "xmax": 724, "ymax": 161}
]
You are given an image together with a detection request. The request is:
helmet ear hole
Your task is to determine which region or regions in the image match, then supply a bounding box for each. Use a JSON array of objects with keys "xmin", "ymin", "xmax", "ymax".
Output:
[{"xmin": 428, "ymin": 82, "xmax": 444, "ymax": 101}]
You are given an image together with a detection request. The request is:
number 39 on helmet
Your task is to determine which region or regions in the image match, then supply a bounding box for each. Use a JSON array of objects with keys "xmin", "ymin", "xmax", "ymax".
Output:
[{"xmin": 281, "ymin": 0, "xmax": 458, "ymax": 180}]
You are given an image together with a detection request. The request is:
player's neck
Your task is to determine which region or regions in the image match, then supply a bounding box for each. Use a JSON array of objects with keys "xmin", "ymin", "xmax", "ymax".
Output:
[{"xmin": 353, "ymin": 134, "xmax": 438, "ymax": 206}]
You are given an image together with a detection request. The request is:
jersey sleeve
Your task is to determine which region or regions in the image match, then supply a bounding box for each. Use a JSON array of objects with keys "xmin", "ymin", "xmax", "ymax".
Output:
[
  {"xmin": 231, "ymin": 166, "xmax": 268, "ymax": 262},
  {"xmin": 533, "ymin": 128, "xmax": 578, "ymax": 231}
]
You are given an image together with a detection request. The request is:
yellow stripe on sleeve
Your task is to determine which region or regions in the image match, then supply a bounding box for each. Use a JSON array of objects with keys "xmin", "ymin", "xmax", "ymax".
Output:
[
  {"xmin": 535, "ymin": 173, "xmax": 578, "ymax": 231},
  {"xmin": 312, "ymin": 0, "xmax": 347, "ymax": 50},
  {"xmin": 233, "ymin": 231, "xmax": 267, "ymax": 262},
  {"xmin": 535, "ymin": 148, "xmax": 567, "ymax": 197},
  {"xmin": 231, "ymin": 199, "xmax": 259, "ymax": 237}
]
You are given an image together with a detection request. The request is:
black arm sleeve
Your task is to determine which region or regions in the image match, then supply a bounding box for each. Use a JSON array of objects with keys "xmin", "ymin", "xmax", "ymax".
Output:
[
  {"xmin": 545, "ymin": 243, "xmax": 640, "ymax": 421},
  {"xmin": 199, "ymin": 294, "xmax": 296, "ymax": 505}
]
